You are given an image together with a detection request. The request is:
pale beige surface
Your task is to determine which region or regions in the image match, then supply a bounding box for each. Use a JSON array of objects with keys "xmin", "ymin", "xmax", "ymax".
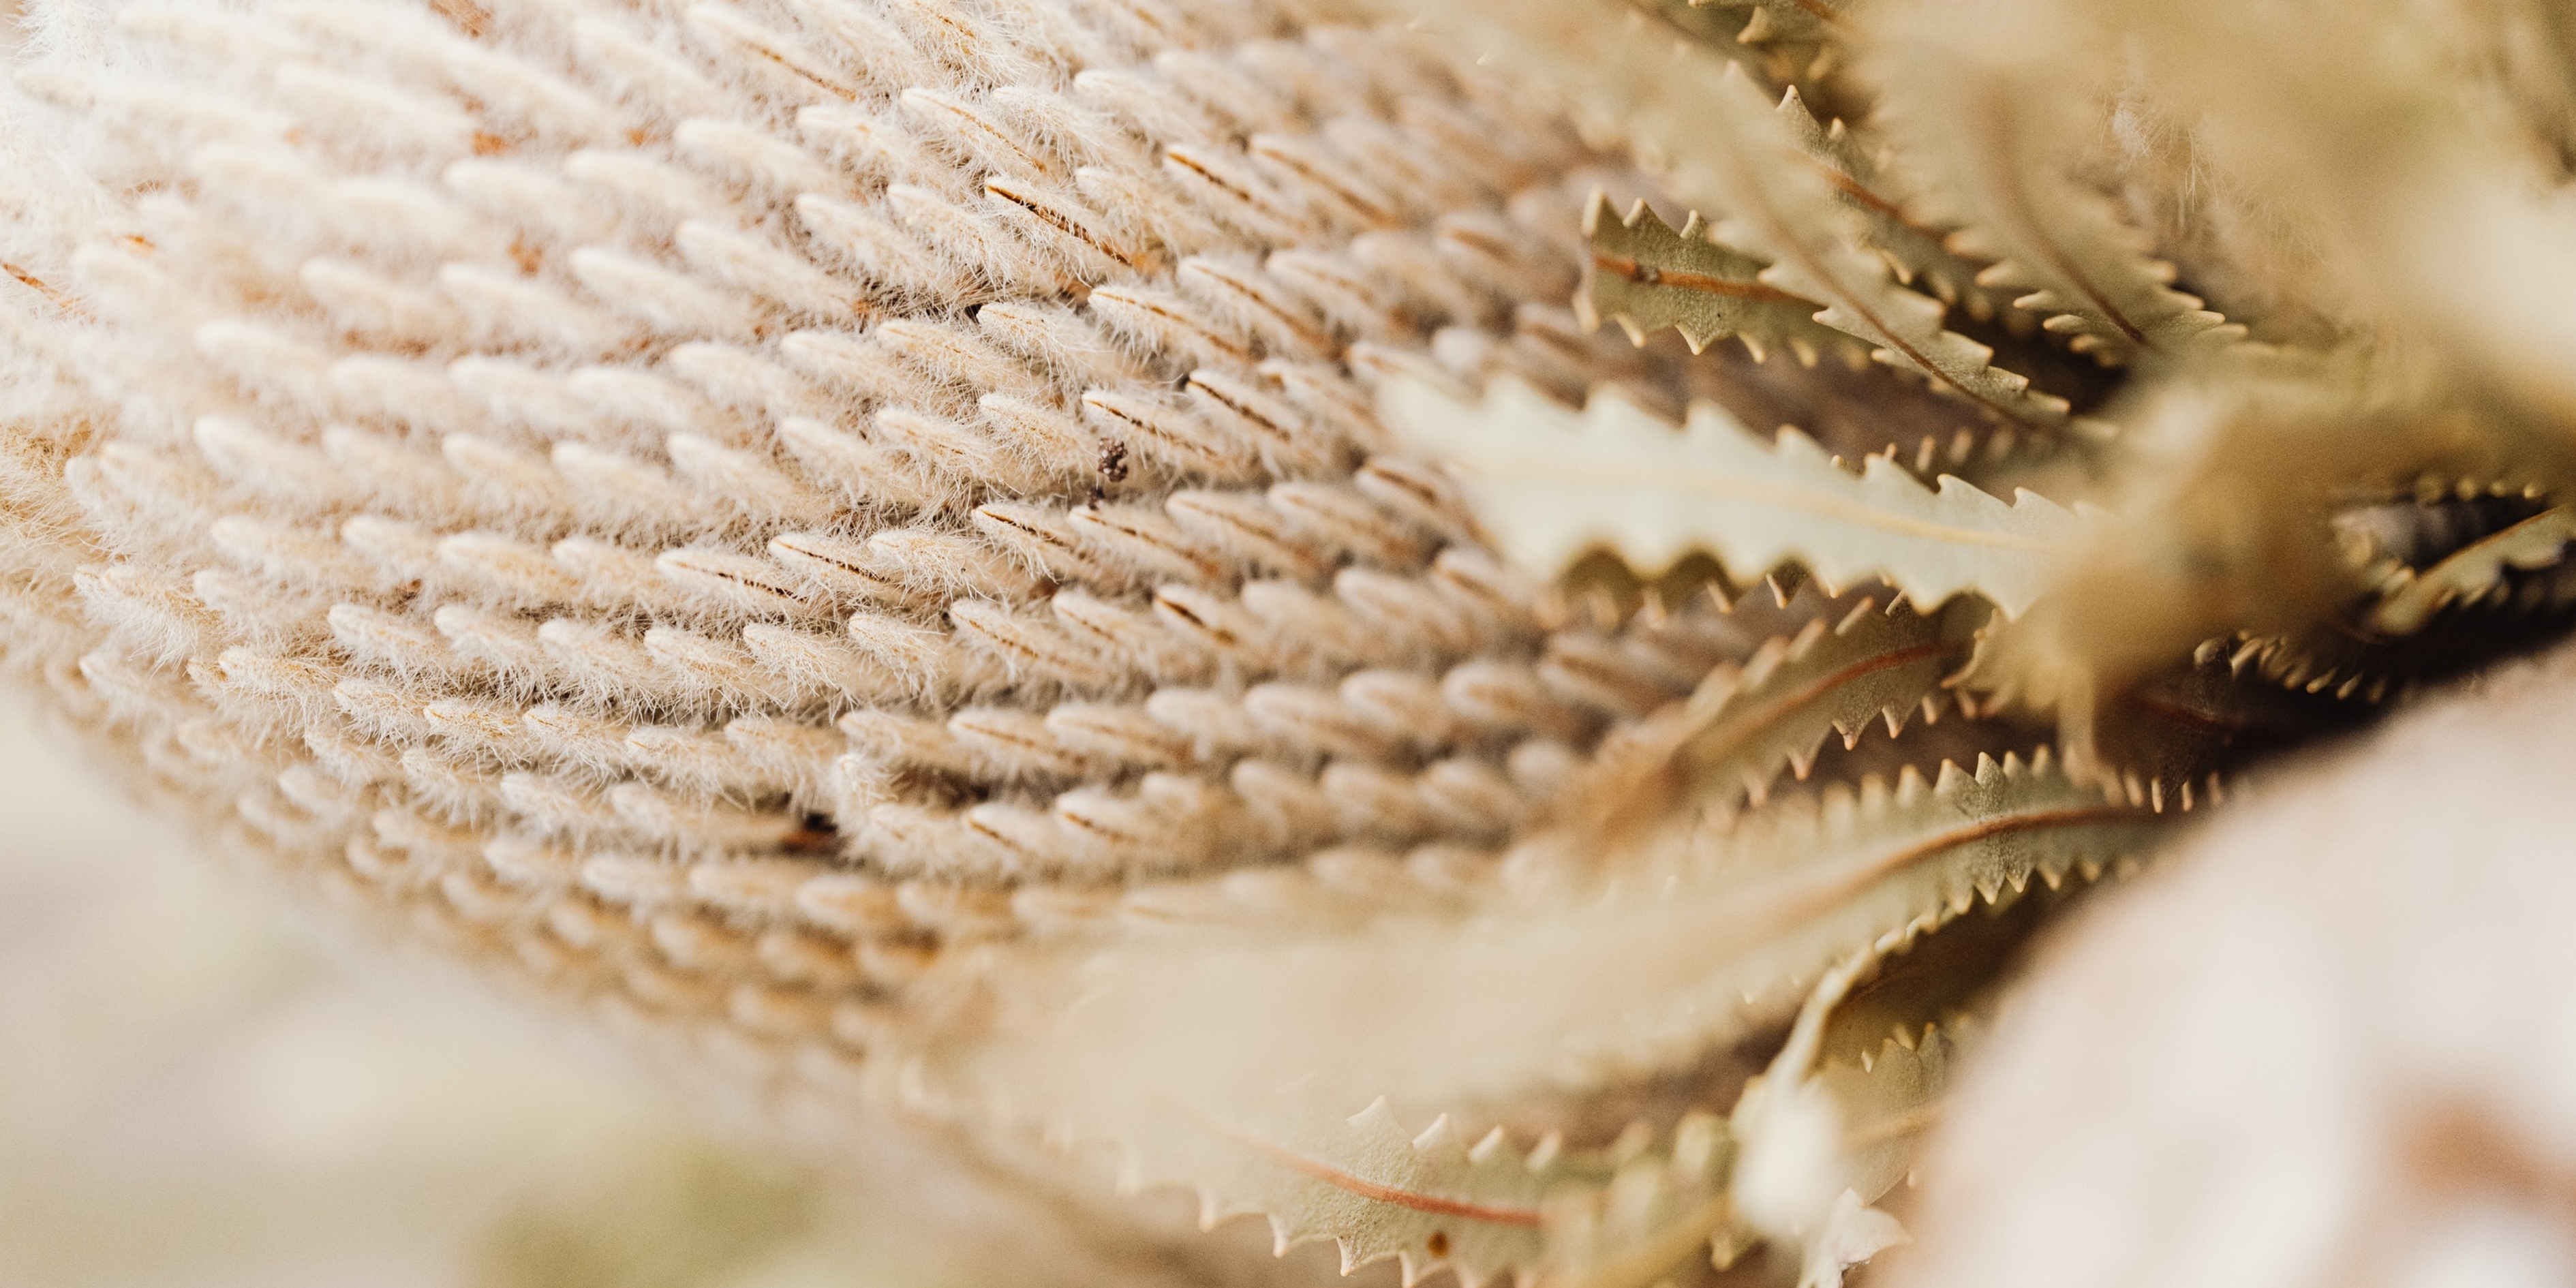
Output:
[
  {"xmin": 0, "ymin": 699, "xmax": 933, "ymax": 1288},
  {"xmin": 1895, "ymin": 648, "xmax": 2576, "ymax": 1288}
]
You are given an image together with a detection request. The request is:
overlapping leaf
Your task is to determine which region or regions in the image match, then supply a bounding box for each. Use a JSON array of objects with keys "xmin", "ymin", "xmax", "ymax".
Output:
[
  {"xmin": 1535, "ymin": 592, "xmax": 1981, "ymax": 879},
  {"xmin": 1580, "ymin": 192, "xmax": 1858, "ymax": 363},
  {"xmin": 1816, "ymin": 1023, "xmax": 1963, "ymax": 1208},
  {"xmin": 1674, "ymin": 597, "xmax": 1984, "ymax": 803},
  {"xmin": 919, "ymin": 746, "xmax": 2162, "ymax": 1288},
  {"xmin": 1665, "ymin": 62, "xmax": 2077, "ymax": 434},
  {"xmin": 1724, "ymin": 945, "xmax": 1963, "ymax": 1288},
  {"xmin": 1535, "ymin": 1113, "xmax": 1745, "ymax": 1288},
  {"xmin": 1521, "ymin": 1014, "xmax": 1969, "ymax": 1288},
  {"xmin": 1733, "ymin": 1021, "xmax": 1965, "ymax": 1288},
  {"xmin": 1873, "ymin": 43, "xmax": 2243, "ymax": 365},
  {"xmin": 932, "ymin": 747, "xmax": 2162, "ymax": 1142},
  {"xmin": 1581, "ymin": 44, "xmax": 2005, "ymax": 329},
  {"xmin": 1411, "ymin": 0, "xmax": 2081, "ymax": 435},
  {"xmin": 1693, "ymin": 0, "xmax": 1853, "ymax": 46},
  {"xmin": 1628, "ymin": 0, "xmax": 1842, "ymax": 114},
  {"xmin": 1773, "ymin": 90, "xmax": 2014, "ymax": 323},
  {"xmin": 1959, "ymin": 359, "xmax": 2515, "ymax": 716},
  {"xmin": 2367, "ymin": 504, "xmax": 2576, "ymax": 634},
  {"xmin": 1112, "ymin": 1094, "xmax": 1577, "ymax": 1288}
]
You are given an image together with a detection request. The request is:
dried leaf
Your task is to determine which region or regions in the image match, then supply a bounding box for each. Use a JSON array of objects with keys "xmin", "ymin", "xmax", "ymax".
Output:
[
  {"xmin": 1927, "ymin": 0, "xmax": 2576, "ymax": 460},
  {"xmin": 1668, "ymin": 65, "xmax": 2079, "ymax": 434},
  {"xmin": 1673, "ymin": 597, "xmax": 1984, "ymax": 803},
  {"xmin": 1813, "ymin": 891, "xmax": 2048, "ymax": 1073},
  {"xmin": 1773, "ymin": 93, "xmax": 2014, "ymax": 325},
  {"xmin": 1815, "ymin": 1023, "xmax": 1961, "ymax": 1208},
  {"xmin": 928, "ymin": 748, "xmax": 2163, "ymax": 1152},
  {"xmin": 1109, "ymin": 1094, "xmax": 1582, "ymax": 1288},
  {"xmin": 1871, "ymin": 38, "xmax": 2244, "ymax": 365},
  {"xmin": 1742, "ymin": 1022, "xmax": 1961, "ymax": 1288},
  {"xmin": 1603, "ymin": 748, "xmax": 2166, "ymax": 1068},
  {"xmin": 1647, "ymin": 55, "xmax": 2081, "ymax": 432},
  {"xmin": 912, "ymin": 741, "xmax": 2163, "ymax": 1288},
  {"xmin": 2367, "ymin": 504, "xmax": 2576, "ymax": 634},
  {"xmin": 2081, "ymin": 658, "xmax": 2355, "ymax": 801},
  {"xmin": 1580, "ymin": 192, "xmax": 1858, "ymax": 363},
  {"xmin": 1732, "ymin": 955, "xmax": 1947, "ymax": 1288},
  {"xmin": 1696, "ymin": 0, "xmax": 1854, "ymax": 47},
  {"xmin": 1628, "ymin": 0, "xmax": 1846, "ymax": 119},
  {"xmin": 1410, "ymin": 0, "xmax": 2083, "ymax": 434},
  {"xmin": 1537, "ymin": 1113, "xmax": 1742, "ymax": 1288},
  {"xmin": 1379, "ymin": 374, "xmax": 2085, "ymax": 617},
  {"xmin": 1969, "ymin": 357, "xmax": 2518, "ymax": 719},
  {"xmin": 1531, "ymin": 592, "xmax": 1983, "ymax": 880}
]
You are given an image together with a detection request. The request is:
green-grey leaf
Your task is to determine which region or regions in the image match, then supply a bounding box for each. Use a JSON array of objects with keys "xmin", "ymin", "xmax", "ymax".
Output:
[{"xmin": 1582, "ymin": 191, "xmax": 1860, "ymax": 363}]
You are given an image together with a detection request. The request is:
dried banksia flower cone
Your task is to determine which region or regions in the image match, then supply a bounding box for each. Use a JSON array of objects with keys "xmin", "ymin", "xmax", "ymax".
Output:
[
  {"xmin": 23, "ymin": 0, "xmax": 2576, "ymax": 1283},
  {"xmin": 0, "ymin": 0, "xmax": 1743, "ymax": 1280}
]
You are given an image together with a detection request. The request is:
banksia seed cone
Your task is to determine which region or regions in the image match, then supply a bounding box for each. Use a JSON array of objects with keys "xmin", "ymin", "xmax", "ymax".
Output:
[{"xmin": 0, "ymin": 0, "xmax": 1762, "ymax": 1278}]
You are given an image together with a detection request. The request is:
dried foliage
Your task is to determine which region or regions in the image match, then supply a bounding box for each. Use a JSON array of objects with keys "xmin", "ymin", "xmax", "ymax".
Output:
[
  {"xmin": 1351, "ymin": 0, "xmax": 2576, "ymax": 1282},
  {"xmin": 6, "ymin": 1, "xmax": 2576, "ymax": 1287}
]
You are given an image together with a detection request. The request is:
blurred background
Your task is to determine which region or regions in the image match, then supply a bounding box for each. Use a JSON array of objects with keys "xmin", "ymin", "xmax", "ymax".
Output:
[{"xmin": 0, "ymin": 698, "xmax": 934, "ymax": 1288}]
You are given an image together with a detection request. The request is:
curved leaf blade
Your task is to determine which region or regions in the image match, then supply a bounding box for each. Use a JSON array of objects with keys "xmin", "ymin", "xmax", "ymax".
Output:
[
  {"xmin": 1380, "ymin": 374, "xmax": 2084, "ymax": 617},
  {"xmin": 2368, "ymin": 504, "xmax": 2576, "ymax": 634},
  {"xmin": 1580, "ymin": 191, "xmax": 1858, "ymax": 363}
]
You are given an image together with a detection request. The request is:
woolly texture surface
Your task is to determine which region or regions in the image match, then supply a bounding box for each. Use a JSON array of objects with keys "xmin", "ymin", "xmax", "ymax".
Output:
[{"xmin": 0, "ymin": 0, "xmax": 1765, "ymax": 1258}]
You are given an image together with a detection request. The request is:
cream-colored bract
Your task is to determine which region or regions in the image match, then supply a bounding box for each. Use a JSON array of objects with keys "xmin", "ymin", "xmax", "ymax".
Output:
[{"xmin": 1383, "ymin": 375, "xmax": 2082, "ymax": 618}]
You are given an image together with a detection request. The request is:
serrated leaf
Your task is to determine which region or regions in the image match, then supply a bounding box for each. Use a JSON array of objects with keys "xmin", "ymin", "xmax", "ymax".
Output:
[
  {"xmin": 1873, "ymin": 46, "xmax": 2243, "ymax": 365},
  {"xmin": 1537, "ymin": 1113, "xmax": 1745, "ymax": 1288},
  {"xmin": 1815, "ymin": 896, "xmax": 2029, "ymax": 1075},
  {"xmin": 1409, "ymin": 1, "xmax": 2080, "ymax": 434},
  {"xmin": 1139, "ymin": 1098, "xmax": 1765, "ymax": 1288},
  {"xmin": 931, "ymin": 749, "xmax": 2165, "ymax": 1142},
  {"xmin": 930, "ymin": 1057, "xmax": 1747, "ymax": 1288},
  {"xmin": 2333, "ymin": 493, "xmax": 2557, "ymax": 574},
  {"xmin": 1539, "ymin": 954, "xmax": 1875, "ymax": 1288},
  {"xmin": 1537, "ymin": 591, "xmax": 1982, "ymax": 906},
  {"xmin": 1379, "ymin": 374, "xmax": 2084, "ymax": 617},
  {"xmin": 1676, "ymin": 66, "xmax": 2076, "ymax": 433},
  {"xmin": 2205, "ymin": 631, "xmax": 2394, "ymax": 704},
  {"xmin": 1967, "ymin": 358, "xmax": 2519, "ymax": 718},
  {"xmin": 1732, "ymin": 955, "xmax": 1972, "ymax": 1288},
  {"xmin": 2367, "ymin": 504, "xmax": 2576, "ymax": 634},
  {"xmin": 1674, "ymin": 597, "xmax": 1985, "ymax": 802},
  {"xmin": 1581, "ymin": 191, "xmax": 1858, "ymax": 363},
  {"xmin": 1120, "ymin": 1094, "xmax": 1579, "ymax": 1288},
  {"xmin": 1694, "ymin": 0, "xmax": 1852, "ymax": 46},
  {"xmin": 2087, "ymin": 658, "xmax": 2357, "ymax": 801},
  {"xmin": 1629, "ymin": 0, "xmax": 1838, "ymax": 114},
  {"xmin": 1595, "ymin": 749, "xmax": 2166, "ymax": 1070},
  {"xmin": 900, "ymin": 740, "xmax": 2173, "ymax": 1288},
  {"xmin": 1815, "ymin": 1022, "xmax": 1963, "ymax": 1209},
  {"xmin": 1773, "ymin": 91, "xmax": 2014, "ymax": 325},
  {"xmin": 1752, "ymin": 1024, "xmax": 1963, "ymax": 1288}
]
